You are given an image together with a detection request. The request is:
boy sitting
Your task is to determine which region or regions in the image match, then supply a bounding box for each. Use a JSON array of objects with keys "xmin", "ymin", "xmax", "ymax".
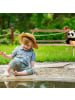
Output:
[{"xmin": 1, "ymin": 32, "xmax": 38, "ymax": 77}]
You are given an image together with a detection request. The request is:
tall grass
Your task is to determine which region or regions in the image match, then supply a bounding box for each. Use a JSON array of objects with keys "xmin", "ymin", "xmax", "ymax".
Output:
[{"xmin": 0, "ymin": 44, "xmax": 75, "ymax": 64}]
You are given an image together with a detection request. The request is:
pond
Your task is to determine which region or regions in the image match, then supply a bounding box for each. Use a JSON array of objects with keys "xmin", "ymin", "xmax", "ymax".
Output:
[{"xmin": 0, "ymin": 81, "xmax": 75, "ymax": 88}]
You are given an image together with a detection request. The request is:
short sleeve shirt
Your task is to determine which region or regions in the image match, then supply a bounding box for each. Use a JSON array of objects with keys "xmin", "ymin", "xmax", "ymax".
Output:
[{"xmin": 11, "ymin": 46, "xmax": 36, "ymax": 66}]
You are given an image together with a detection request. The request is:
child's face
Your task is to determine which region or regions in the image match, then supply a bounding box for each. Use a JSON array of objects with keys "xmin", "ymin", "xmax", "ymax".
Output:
[{"xmin": 21, "ymin": 43, "xmax": 32, "ymax": 50}]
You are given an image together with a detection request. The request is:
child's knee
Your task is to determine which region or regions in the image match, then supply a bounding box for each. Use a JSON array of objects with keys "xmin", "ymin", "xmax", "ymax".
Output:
[
  {"xmin": 26, "ymin": 67, "xmax": 35, "ymax": 75},
  {"xmin": 9, "ymin": 59, "xmax": 20, "ymax": 69}
]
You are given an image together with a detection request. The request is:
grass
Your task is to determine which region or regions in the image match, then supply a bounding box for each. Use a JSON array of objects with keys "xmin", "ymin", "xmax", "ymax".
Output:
[
  {"xmin": 35, "ymin": 46, "xmax": 75, "ymax": 62},
  {"xmin": 0, "ymin": 44, "xmax": 18, "ymax": 64},
  {"xmin": 0, "ymin": 44, "xmax": 75, "ymax": 64}
]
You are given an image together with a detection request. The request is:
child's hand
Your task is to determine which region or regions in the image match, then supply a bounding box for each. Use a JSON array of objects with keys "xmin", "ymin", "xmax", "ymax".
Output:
[
  {"xmin": 1, "ymin": 52, "xmax": 6, "ymax": 57},
  {"xmin": 30, "ymin": 61, "xmax": 35, "ymax": 67},
  {"xmin": 1, "ymin": 52, "xmax": 13, "ymax": 59}
]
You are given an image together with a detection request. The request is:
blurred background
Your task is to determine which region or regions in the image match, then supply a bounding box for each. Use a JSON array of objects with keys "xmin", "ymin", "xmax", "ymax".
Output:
[{"xmin": 0, "ymin": 13, "xmax": 75, "ymax": 44}]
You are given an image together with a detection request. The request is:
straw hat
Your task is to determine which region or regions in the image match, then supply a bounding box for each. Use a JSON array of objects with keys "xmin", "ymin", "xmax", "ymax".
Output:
[{"xmin": 18, "ymin": 32, "xmax": 38, "ymax": 49}]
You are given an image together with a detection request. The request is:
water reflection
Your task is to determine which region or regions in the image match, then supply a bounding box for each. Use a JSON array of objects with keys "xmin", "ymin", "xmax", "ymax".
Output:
[
  {"xmin": 4, "ymin": 81, "xmax": 55, "ymax": 88},
  {"xmin": 0, "ymin": 81, "xmax": 75, "ymax": 88},
  {"xmin": 4, "ymin": 81, "xmax": 35, "ymax": 88}
]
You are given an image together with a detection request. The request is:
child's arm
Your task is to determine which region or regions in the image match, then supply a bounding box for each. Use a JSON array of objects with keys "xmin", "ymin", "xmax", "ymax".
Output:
[
  {"xmin": 1, "ymin": 52, "xmax": 14, "ymax": 59},
  {"xmin": 30, "ymin": 61, "xmax": 35, "ymax": 67}
]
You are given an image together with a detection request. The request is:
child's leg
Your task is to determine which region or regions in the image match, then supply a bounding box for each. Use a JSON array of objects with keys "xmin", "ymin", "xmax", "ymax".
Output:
[
  {"xmin": 13, "ymin": 68, "xmax": 38, "ymax": 76},
  {"xmin": 13, "ymin": 70, "xmax": 28, "ymax": 76},
  {"xmin": 7, "ymin": 58, "xmax": 21, "ymax": 76},
  {"xmin": 4, "ymin": 66, "xmax": 13, "ymax": 77},
  {"xmin": 7, "ymin": 66, "xmax": 12, "ymax": 72}
]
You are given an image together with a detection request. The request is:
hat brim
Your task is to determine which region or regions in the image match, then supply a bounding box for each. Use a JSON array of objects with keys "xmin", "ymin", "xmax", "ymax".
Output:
[{"xmin": 18, "ymin": 33, "xmax": 38, "ymax": 49}]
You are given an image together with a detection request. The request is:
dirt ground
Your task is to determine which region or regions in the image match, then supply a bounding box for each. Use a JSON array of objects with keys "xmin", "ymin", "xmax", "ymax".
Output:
[{"xmin": 0, "ymin": 62, "xmax": 75, "ymax": 82}]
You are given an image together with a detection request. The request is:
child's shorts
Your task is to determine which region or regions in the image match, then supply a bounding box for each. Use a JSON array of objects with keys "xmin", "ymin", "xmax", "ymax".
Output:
[{"xmin": 9, "ymin": 58, "xmax": 35, "ymax": 75}]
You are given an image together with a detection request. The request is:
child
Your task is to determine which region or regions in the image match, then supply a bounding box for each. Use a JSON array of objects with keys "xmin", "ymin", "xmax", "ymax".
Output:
[{"xmin": 1, "ymin": 32, "xmax": 38, "ymax": 77}]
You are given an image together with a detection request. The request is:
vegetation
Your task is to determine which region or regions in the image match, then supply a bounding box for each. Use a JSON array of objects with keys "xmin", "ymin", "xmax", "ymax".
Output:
[
  {"xmin": 0, "ymin": 13, "xmax": 75, "ymax": 63},
  {"xmin": 0, "ymin": 13, "xmax": 75, "ymax": 32},
  {"xmin": 0, "ymin": 44, "xmax": 75, "ymax": 64},
  {"xmin": 0, "ymin": 13, "xmax": 75, "ymax": 44}
]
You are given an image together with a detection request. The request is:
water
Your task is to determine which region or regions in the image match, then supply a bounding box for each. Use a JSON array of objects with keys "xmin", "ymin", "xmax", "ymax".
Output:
[
  {"xmin": 0, "ymin": 81, "xmax": 75, "ymax": 88},
  {"xmin": 1, "ymin": 66, "xmax": 75, "ymax": 88}
]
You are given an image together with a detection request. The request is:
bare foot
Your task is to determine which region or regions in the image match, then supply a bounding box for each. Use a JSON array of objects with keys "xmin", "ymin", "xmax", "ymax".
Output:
[
  {"xmin": 34, "ymin": 70, "xmax": 38, "ymax": 75},
  {"xmin": 6, "ymin": 74, "xmax": 10, "ymax": 77},
  {"xmin": 3, "ymin": 71, "xmax": 10, "ymax": 77},
  {"xmin": 13, "ymin": 71, "xmax": 18, "ymax": 76}
]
